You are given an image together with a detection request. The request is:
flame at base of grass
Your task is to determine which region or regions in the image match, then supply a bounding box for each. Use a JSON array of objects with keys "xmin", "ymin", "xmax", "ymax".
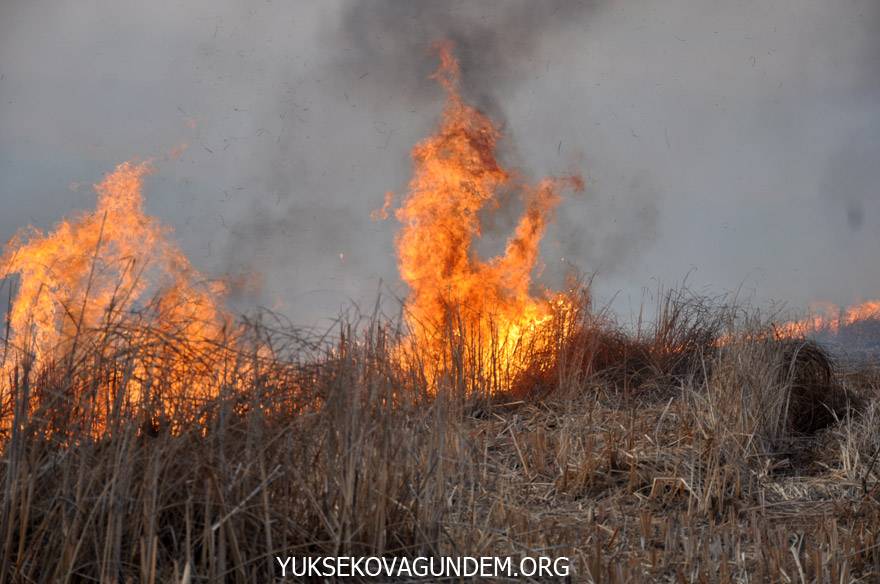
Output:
[
  {"xmin": 0, "ymin": 161, "xmax": 233, "ymax": 438},
  {"xmin": 394, "ymin": 43, "xmax": 583, "ymax": 387},
  {"xmin": 772, "ymin": 300, "xmax": 880, "ymax": 339}
]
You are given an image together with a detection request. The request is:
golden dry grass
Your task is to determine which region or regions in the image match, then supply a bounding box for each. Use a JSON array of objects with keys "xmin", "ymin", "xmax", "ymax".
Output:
[{"xmin": 1, "ymin": 290, "xmax": 879, "ymax": 583}]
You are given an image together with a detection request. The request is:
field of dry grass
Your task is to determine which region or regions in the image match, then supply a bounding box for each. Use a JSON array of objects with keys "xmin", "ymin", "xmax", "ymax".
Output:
[{"xmin": 1, "ymin": 289, "xmax": 879, "ymax": 582}]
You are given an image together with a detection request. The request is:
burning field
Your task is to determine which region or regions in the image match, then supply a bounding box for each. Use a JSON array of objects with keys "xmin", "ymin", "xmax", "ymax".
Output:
[{"xmin": 2, "ymin": 39, "xmax": 880, "ymax": 584}]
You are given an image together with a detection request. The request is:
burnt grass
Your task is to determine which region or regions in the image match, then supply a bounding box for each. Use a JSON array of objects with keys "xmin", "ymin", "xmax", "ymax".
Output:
[{"xmin": 1, "ymin": 291, "xmax": 880, "ymax": 583}]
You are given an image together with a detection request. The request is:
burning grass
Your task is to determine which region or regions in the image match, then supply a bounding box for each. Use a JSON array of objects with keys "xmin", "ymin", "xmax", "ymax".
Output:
[
  {"xmin": 2, "ymin": 40, "xmax": 879, "ymax": 584},
  {"xmin": 1, "ymin": 290, "xmax": 879, "ymax": 583}
]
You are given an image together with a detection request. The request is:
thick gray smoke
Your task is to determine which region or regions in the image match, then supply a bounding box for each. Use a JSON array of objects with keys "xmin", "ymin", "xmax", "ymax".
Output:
[
  {"xmin": 1, "ymin": 0, "xmax": 879, "ymax": 326},
  {"xmin": 332, "ymin": 1, "xmax": 605, "ymax": 113},
  {"xmin": 323, "ymin": 0, "xmax": 644, "ymax": 289}
]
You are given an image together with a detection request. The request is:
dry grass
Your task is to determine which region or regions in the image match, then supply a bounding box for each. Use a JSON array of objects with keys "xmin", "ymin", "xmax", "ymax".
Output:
[{"xmin": 1, "ymin": 289, "xmax": 879, "ymax": 583}]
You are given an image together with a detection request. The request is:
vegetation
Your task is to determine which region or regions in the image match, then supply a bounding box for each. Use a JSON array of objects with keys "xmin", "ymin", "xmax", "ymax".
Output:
[{"xmin": 1, "ymin": 287, "xmax": 879, "ymax": 583}]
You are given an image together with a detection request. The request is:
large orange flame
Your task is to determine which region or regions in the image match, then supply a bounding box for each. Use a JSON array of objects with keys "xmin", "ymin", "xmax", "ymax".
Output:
[
  {"xmin": 1, "ymin": 161, "xmax": 226, "ymax": 365},
  {"xmin": 1, "ymin": 161, "xmax": 230, "ymax": 435},
  {"xmin": 394, "ymin": 43, "xmax": 583, "ymax": 383}
]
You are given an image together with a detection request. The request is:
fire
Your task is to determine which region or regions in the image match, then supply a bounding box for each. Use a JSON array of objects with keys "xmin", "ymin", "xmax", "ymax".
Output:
[
  {"xmin": 394, "ymin": 42, "xmax": 583, "ymax": 384},
  {"xmin": 1, "ymin": 161, "xmax": 230, "ymax": 435},
  {"xmin": 774, "ymin": 300, "xmax": 880, "ymax": 338}
]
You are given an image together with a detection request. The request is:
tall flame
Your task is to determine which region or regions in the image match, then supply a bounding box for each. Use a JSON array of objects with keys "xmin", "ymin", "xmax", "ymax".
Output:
[
  {"xmin": 395, "ymin": 43, "xmax": 582, "ymax": 382},
  {"xmin": 1, "ymin": 161, "xmax": 229, "ymax": 435},
  {"xmin": 1, "ymin": 161, "xmax": 226, "ymax": 366}
]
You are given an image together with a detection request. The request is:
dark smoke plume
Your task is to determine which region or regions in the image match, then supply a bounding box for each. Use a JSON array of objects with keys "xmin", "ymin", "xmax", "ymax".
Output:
[{"xmin": 331, "ymin": 0, "xmax": 605, "ymax": 111}]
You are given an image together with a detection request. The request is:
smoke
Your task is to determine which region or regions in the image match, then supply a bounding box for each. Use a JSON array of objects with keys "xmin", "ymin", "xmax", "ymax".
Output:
[
  {"xmin": 819, "ymin": 0, "xmax": 880, "ymax": 234},
  {"xmin": 223, "ymin": 0, "xmax": 625, "ymax": 318},
  {"xmin": 325, "ymin": 0, "xmax": 659, "ymax": 292},
  {"xmin": 331, "ymin": 0, "xmax": 605, "ymax": 113},
  {"xmin": 824, "ymin": 130, "xmax": 878, "ymax": 231},
  {"xmin": 2, "ymin": 0, "xmax": 880, "ymax": 325}
]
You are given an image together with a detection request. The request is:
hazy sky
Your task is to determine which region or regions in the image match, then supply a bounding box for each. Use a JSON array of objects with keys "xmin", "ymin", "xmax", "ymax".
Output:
[{"xmin": 1, "ymin": 0, "xmax": 878, "ymax": 326}]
